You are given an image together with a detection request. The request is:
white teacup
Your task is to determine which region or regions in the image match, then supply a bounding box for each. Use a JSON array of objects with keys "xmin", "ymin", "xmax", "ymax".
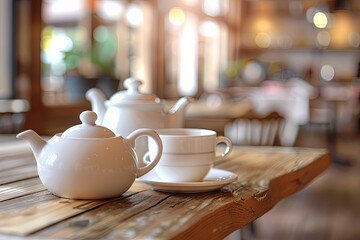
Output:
[{"xmin": 147, "ymin": 128, "xmax": 232, "ymax": 182}]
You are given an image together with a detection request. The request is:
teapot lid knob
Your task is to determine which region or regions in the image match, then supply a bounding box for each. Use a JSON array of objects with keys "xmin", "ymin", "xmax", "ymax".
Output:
[
  {"xmin": 62, "ymin": 111, "xmax": 115, "ymax": 138},
  {"xmin": 124, "ymin": 78, "xmax": 142, "ymax": 94},
  {"xmin": 80, "ymin": 111, "xmax": 97, "ymax": 126},
  {"xmin": 108, "ymin": 77, "xmax": 159, "ymax": 104}
]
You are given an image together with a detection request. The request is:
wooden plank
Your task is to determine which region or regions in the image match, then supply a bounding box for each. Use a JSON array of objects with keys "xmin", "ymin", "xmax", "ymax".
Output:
[
  {"xmin": 101, "ymin": 191, "xmax": 238, "ymax": 240},
  {"xmin": 0, "ymin": 156, "xmax": 35, "ymax": 171},
  {"xmin": 0, "ymin": 178, "xmax": 45, "ymax": 202},
  {"xmin": 35, "ymin": 190, "xmax": 172, "ymax": 239},
  {"xmin": 0, "ymin": 165, "xmax": 38, "ymax": 185},
  {"xmin": 0, "ymin": 191, "xmax": 138, "ymax": 236}
]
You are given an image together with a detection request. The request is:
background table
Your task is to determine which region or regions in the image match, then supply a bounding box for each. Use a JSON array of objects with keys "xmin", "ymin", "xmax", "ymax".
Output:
[
  {"xmin": 183, "ymin": 99, "xmax": 253, "ymax": 135},
  {"xmin": 0, "ymin": 136, "xmax": 330, "ymax": 239}
]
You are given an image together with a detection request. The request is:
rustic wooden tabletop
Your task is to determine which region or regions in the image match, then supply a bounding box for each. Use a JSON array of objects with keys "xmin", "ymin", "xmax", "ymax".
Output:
[{"xmin": 0, "ymin": 135, "xmax": 330, "ymax": 240}]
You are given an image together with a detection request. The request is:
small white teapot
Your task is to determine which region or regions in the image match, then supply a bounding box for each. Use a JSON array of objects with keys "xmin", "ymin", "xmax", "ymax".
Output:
[
  {"xmin": 16, "ymin": 111, "xmax": 163, "ymax": 200},
  {"xmin": 86, "ymin": 78, "xmax": 193, "ymax": 137}
]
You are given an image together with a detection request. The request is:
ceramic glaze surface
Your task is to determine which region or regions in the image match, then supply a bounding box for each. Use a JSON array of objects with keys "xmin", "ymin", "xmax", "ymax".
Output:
[
  {"xmin": 37, "ymin": 136, "xmax": 137, "ymax": 199},
  {"xmin": 154, "ymin": 152, "xmax": 216, "ymax": 166},
  {"xmin": 150, "ymin": 128, "xmax": 233, "ymax": 156},
  {"xmin": 86, "ymin": 78, "xmax": 193, "ymax": 135},
  {"xmin": 103, "ymin": 107, "xmax": 166, "ymax": 136},
  {"xmin": 148, "ymin": 128, "xmax": 233, "ymax": 182},
  {"xmin": 138, "ymin": 168, "xmax": 238, "ymax": 193},
  {"xmin": 16, "ymin": 111, "xmax": 163, "ymax": 200},
  {"xmin": 155, "ymin": 164, "xmax": 212, "ymax": 182}
]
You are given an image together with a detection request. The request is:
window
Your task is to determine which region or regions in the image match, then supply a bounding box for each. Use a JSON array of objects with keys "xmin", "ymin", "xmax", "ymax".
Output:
[
  {"xmin": 40, "ymin": 0, "xmax": 231, "ymax": 104},
  {"xmin": 161, "ymin": 0, "xmax": 230, "ymax": 98},
  {"xmin": 41, "ymin": 0, "xmax": 154, "ymax": 104}
]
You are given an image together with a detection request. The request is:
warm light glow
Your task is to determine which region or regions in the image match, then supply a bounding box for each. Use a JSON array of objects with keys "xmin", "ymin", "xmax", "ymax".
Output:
[
  {"xmin": 125, "ymin": 4, "xmax": 143, "ymax": 28},
  {"xmin": 320, "ymin": 65, "xmax": 335, "ymax": 81},
  {"xmin": 200, "ymin": 21, "xmax": 219, "ymax": 37},
  {"xmin": 313, "ymin": 12, "xmax": 328, "ymax": 29},
  {"xmin": 42, "ymin": 29, "xmax": 72, "ymax": 66},
  {"xmin": 50, "ymin": 32, "xmax": 73, "ymax": 52},
  {"xmin": 330, "ymin": 11, "xmax": 356, "ymax": 48},
  {"xmin": 253, "ymin": 18, "xmax": 273, "ymax": 34},
  {"xmin": 182, "ymin": 0, "xmax": 198, "ymax": 6},
  {"xmin": 255, "ymin": 32, "xmax": 271, "ymax": 48},
  {"xmin": 178, "ymin": 18, "xmax": 198, "ymax": 96},
  {"xmin": 97, "ymin": 0, "xmax": 123, "ymax": 21},
  {"xmin": 169, "ymin": 7, "xmax": 186, "ymax": 26},
  {"xmin": 250, "ymin": 1, "xmax": 275, "ymax": 49},
  {"xmin": 203, "ymin": 0, "xmax": 221, "ymax": 16},
  {"xmin": 41, "ymin": 27, "xmax": 53, "ymax": 50}
]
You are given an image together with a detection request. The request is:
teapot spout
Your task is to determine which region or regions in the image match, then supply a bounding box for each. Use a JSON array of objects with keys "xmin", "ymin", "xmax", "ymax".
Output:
[
  {"xmin": 86, "ymin": 88, "xmax": 107, "ymax": 125},
  {"xmin": 16, "ymin": 130, "xmax": 47, "ymax": 161},
  {"xmin": 165, "ymin": 97, "xmax": 194, "ymax": 128}
]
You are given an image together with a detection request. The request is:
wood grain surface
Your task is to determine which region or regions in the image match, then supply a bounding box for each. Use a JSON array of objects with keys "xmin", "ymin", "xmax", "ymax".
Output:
[{"xmin": 0, "ymin": 136, "xmax": 330, "ymax": 239}]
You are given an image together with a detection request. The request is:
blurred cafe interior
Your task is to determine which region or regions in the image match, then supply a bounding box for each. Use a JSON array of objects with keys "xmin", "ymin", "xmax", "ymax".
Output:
[
  {"xmin": 0, "ymin": 0, "xmax": 359, "ymax": 139},
  {"xmin": 1, "ymin": 0, "xmax": 360, "ymax": 238}
]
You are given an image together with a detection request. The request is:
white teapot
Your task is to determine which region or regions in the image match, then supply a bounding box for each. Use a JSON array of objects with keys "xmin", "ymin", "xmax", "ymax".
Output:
[
  {"xmin": 16, "ymin": 111, "xmax": 163, "ymax": 200},
  {"xmin": 85, "ymin": 78, "xmax": 193, "ymax": 137}
]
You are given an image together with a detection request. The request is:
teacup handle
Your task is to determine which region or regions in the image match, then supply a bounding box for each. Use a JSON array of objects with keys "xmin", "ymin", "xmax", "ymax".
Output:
[
  {"xmin": 125, "ymin": 128, "xmax": 163, "ymax": 178},
  {"xmin": 215, "ymin": 136, "xmax": 233, "ymax": 161}
]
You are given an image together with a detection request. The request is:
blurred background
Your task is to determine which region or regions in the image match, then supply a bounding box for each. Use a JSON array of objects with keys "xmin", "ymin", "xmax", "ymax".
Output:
[
  {"xmin": 0, "ymin": 0, "xmax": 359, "ymax": 137},
  {"xmin": 1, "ymin": 0, "xmax": 360, "ymax": 238}
]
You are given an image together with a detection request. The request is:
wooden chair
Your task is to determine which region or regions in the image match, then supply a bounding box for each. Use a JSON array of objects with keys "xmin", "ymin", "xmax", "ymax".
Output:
[{"xmin": 224, "ymin": 111, "xmax": 285, "ymax": 147}]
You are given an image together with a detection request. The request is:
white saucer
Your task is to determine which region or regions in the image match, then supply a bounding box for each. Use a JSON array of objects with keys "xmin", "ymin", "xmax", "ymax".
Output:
[{"xmin": 137, "ymin": 168, "xmax": 238, "ymax": 193}]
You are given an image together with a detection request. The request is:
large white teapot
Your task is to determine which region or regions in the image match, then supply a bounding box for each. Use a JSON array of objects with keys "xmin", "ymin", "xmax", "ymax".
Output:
[
  {"xmin": 86, "ymin": 78, "xmax": 193, "ymax": 137},
  {"xmin": 16, "ymin": 111, "xmax": 163, "ymax": 200}
]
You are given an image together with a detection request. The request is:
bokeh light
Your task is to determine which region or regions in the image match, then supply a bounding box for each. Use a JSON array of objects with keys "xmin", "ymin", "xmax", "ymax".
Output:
[
  {"xmin": 200, "ymin": 21, "xmax": 219, "ymax": 37},
  {"xmin": 169, "ymin": 7, "xmax": 186, "ymax": 26},
  {"xmin": 320, "ymin": 64, "xmax": 335, "ymax": 81},
  {"xmin": 93, "ymin": 26, "xmax": 109, "ymax": 42},
  {"xmin": 255, "ymin": 32, "xmax": 271, "ymax": 48},
  {"xmin": 202, "ymin": 0, "xmax": 221, "ymax": 17},
  {"xmin": 317, "ymin": 30, "xmax": 330, "ymax": 47},
  {"xmin": 97, "ymin": 0, "xmax": 123, "ymax": 21},
  {"xmin": 125, "ymin": 4, "xmax": 143, "ymax": 28},
  {"xmin": 50, "ymin": 32, "xmax": 73, "ymax": 52},
  {"xmin": 349, "ymin": 32, "xmax": 360, "ymax": 47},
  {"xmin": 313, "ymin": 12, "xmax": 328, "ymax": 29}
]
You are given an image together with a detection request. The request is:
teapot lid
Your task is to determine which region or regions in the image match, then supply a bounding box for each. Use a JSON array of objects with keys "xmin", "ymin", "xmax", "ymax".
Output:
[
  {"xmin": 62, "ymin": 111, "xmax": 115, "ymax": 138},
  {"xmin": 108, "ymin": 78, "xmax": 160, "ymax": 104}
]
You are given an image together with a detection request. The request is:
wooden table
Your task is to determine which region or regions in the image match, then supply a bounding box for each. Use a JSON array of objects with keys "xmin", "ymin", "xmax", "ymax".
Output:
[{"xmin": 0, "ymin": 136, "xmax": 330, "ymax": 239}]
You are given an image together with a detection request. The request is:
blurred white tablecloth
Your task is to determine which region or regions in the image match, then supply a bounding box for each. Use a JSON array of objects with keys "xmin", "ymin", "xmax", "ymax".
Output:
[{"xmin": 248, "ymin": 78, "xmax": 317, "ymax": 146}]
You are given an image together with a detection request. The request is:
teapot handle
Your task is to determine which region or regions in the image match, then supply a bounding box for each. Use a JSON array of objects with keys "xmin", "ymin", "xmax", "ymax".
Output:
[{"xmin": 125, "ymin": 129, "xmax": 163, "ymax": 178}]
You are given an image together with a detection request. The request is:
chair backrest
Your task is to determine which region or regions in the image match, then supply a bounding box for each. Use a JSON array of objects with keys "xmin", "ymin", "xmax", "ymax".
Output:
[{"xmin": 224, "ymin": 111, "xmax": 284, "ymax": 146}]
